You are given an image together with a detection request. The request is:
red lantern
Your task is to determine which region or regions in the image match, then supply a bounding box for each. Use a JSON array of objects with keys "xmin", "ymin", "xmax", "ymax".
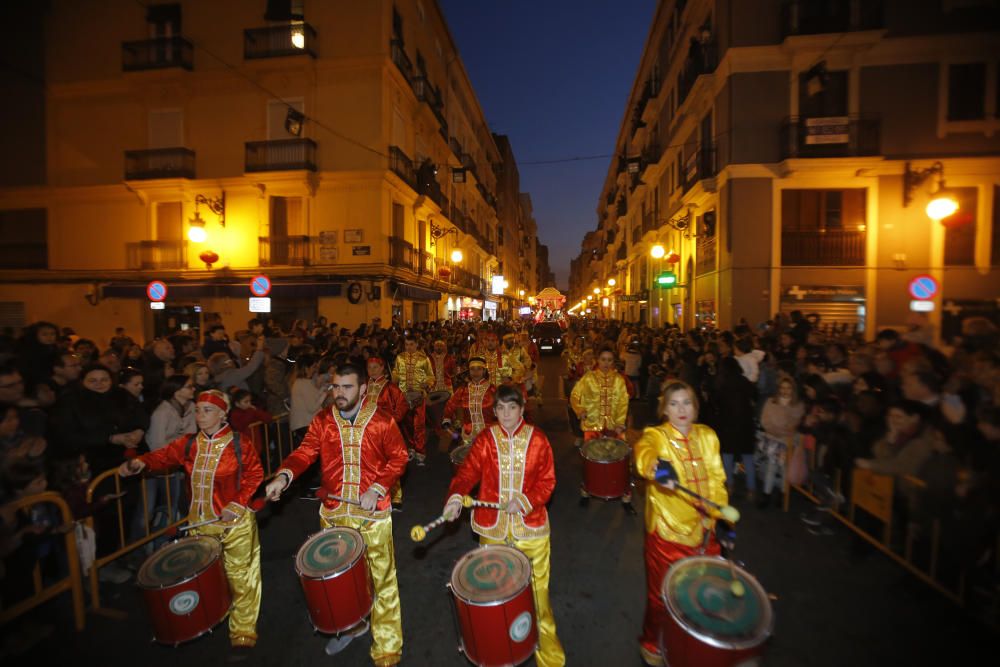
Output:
[
  {"xmin": 199, "ymin": 250, "xmax": 220, "ymax": 269},
  {"xmin": 665, "ymin": 251, "xmax": 681, "ymax": 264},
  {"xmin": 437, "ymin": 266, "xmax": 452, "ymax": 278}
]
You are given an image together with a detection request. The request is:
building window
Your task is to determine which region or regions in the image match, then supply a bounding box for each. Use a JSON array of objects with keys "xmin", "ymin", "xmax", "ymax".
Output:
[
  {"xmin": 0, "ymin": 208, "xmax": 47, "ymax": 269},
  {"xmin": 781, "ymin": 189, "xmax": 866, "ymax": 265},
  {"xmin": 799, "ymin": 70, "xmax": 848, "ymax": 117},
  {"xmin": 993, "ymin": 186, "xmax": 1000, "ymax": 265},
  {"xmin": 948, "ymin": 63, "xmax": 987, "ymax": 121},
  {"xmin": 943, "ymin": 187, "xmax": 978, "ymax": 266}
]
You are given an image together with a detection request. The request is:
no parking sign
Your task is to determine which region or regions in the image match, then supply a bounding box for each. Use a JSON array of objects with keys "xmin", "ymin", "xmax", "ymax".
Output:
[
  {"xmin": 908, "ymin": 275, "xmax": 938, "ymax": 301},
  {"xmin": 250, "ymin": 275, "xmax": 272, "ymax": 297}
]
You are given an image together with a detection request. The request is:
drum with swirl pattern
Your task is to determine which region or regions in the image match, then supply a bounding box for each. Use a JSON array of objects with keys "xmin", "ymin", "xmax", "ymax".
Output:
[
  {"xmin": 448, "ymin": 545, "xmax": 537, "ymax": 667},
  {"xmin": 295, "ymin": 526, "xmax": 373, "ymax": 634},
  {"xmin": 137, "ymin": 535, "xmax": 232, "ymax": 645}
]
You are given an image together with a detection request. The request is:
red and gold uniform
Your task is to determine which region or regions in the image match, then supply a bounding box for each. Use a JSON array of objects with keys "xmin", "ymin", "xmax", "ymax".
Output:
[
  {"xmin": 632, "ymin": 422, "xmax": 728, "ymax": 666},
  {"xmin": 368, "ymin": 367, "xmax": 408, "ymax": 505},
  {"xmin": 138, "ymin": 422, "xmax": 264, "ymax": 647},
  {"xmin": 443, "ymin": 377, "xmax": 495, "ymax": 441},
  {"xmin": 393, "ymin": 350, "xmax": 433, "ymax": 457},
  {"xmin": 446, "ymin": 421, "xmax": 566, "ymax": 667},
  {"xmin": 428, "ymin": 351, "xmax": 457, "ymax": 392},
  {"xmin": 275, "ymin": 395, "xmax": 409, "ymax": 667}
]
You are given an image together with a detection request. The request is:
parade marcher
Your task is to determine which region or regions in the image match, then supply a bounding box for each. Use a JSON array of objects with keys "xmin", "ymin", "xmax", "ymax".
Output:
[
  {"xmin": 501, "ymin": 332, "xmax": 529, "ymax": 387},
  {"xmin": 570, "ymin": 347, "xmax": 634, "ymax": 512},
  {"xmin": 443, "ymin": 384, "xmax": 566, "ymax": 667},
  {"xmin": 266, "ymin": 363, "xmax": 408, "ymax": 665},
  {"xmin": 478, "ymin": 332, "xmax": 509, "ymax": 388},
  {"xmin": 442, "ymin": 356, "xmax": 495, "ymax": 443},
  {"xmin": 118, "ymin": 390, "xmax": 264, "ymax": 658},
  {"xmin": 632, "ymin": 381, "xmax": 729, "ymax": 667},
  {"xmin": 428, "ymin": 338, "xmax": 457, "ymax": 394},
  {"xmin": 393, "ymin": 336, "xmax": 433, "ymax": 464},
  {"xmin": 368, "ymin": 356, "xmax": 408, "ymax": 507}
]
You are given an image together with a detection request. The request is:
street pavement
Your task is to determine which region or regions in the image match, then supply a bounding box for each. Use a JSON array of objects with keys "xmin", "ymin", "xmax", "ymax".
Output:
[{"xmin": 19, "ymin": 355, "xmax": 991, "ymax": 665}]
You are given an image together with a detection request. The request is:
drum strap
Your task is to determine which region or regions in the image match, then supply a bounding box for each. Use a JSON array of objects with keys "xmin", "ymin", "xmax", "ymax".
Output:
[{"xmin": 185, "ymin": 432, "xmax": 243, "ymax": 489}]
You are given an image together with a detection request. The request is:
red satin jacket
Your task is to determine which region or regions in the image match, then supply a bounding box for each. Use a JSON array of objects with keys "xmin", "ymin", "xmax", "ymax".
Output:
[
  {"xmin": 277, "ymin": 396, "xmax": 408, "ymax": 521},
  {"xmin": 368, "ymin": 375, "xmax": 408, "ymax": 424},
  {"xmin": 447, "ymin": 420, "xmax": 556, "ymax": 541},
  {"xmin": 139, "ymin": 424, "xmax": 263, "ymax": 519},
  {"xmin": 428, "ymin": 353, "xmax": 457, "ymax": 391}
]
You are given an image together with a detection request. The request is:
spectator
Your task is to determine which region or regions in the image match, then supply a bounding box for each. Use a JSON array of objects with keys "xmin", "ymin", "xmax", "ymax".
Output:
[
  {"xmin": 14, "ymin": 321, "xmax": 60, "ymax": 390},
  {"xmin": 208, "ymin": 335, "xmax": 266, "ymax": 393},
  {"xmin": 757, "ymin": 376, "xmax": 806, "ymax": 507},
  {"xmin": 714, "ymin": 357, "xmax": 757, "ymax": 500},
  {"xmin": 49, "ymin": 352, "xmax": 83, "ymax": 398},
  {"xmin": 202, "ymin": 324, "xmax": 237, "ymax": 362}
]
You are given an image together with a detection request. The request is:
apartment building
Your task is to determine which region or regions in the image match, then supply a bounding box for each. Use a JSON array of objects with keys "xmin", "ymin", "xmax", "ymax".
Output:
[
  {"xmin": 0, "ymin": 0, "xmax": 527, "ymax": 340},
  {"xmin": 572, "ymin": 0, "xmax": 1000, "ymax": 338}
]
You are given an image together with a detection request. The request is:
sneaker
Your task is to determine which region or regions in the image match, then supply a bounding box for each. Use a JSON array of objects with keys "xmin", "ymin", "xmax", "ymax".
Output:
[
  {"xmin": 800, "ymin": 510, "xmax": 823, "ymax": 527},
  {"xmin": 98, "ymin": 564, "xmax": 132, "ymax": 584},
  {"xmin": 808, "ymin": 524, "xmax": 835, "ymax": 536},
  {"xmin": 324, "ymin": 619, "xmax": 370, "ymax": 656}
]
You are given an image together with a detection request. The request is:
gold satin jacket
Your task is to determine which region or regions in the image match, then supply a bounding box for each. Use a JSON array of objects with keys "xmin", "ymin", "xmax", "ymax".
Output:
[
  {"xmin": 570, "ymin": 369, "xmax": 629, "ymax": 432},
  {"xmin": 393, "ymin": 351, "xmax": 433, "ymax": 394},
  {"xmin": 633, "ymin": 422, "xmax": 728, "ymax": 547}
]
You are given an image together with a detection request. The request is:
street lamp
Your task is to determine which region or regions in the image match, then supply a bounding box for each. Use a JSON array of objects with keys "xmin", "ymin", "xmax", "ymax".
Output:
[
  {"xmin": 592, "ymin": 287, "xmax": 600, "ymax": 295},
  {"xmin": 450, "ymin": 248, "xmax": 463, "ymax": 263},
  {"xmin": 607, "ymin": 278, "xmax": 616, "ymax": 287},
  {"xmin": 650, "ymin": 244, "xmax": 665, "ymax": 259}
]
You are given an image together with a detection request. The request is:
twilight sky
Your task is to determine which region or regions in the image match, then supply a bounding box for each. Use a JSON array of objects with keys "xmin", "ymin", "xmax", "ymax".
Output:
[{"xmin": 439, "ymin": 0, "xmax": 657, "ymax": 290}]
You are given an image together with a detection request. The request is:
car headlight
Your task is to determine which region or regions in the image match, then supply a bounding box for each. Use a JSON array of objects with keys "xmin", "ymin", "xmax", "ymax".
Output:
[
  {"xmin": 532, "ymin": 338, "xmax": 536, "ymax": 342},
  {"xmin": 556, "ymin": 338, "xmax": 561, "ymax": 343}
]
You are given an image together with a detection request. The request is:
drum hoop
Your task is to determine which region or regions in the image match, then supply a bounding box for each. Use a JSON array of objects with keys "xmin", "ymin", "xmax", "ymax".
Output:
[
  {"xmin": 449, "ymin": 545, "xmax": 532, "ymax": 606},
  {"xmin": 662, "ymin": 556, "xmax": 774, "ymax": 650},
  {"xmin": 294, "ymin": 527, "xmax": 368, "ymax": 580},
  {"xmin": 579, "ymin": 441, "xmax": 630, "ymax": 464},
  {"xmin": 137, "ymin": 535, "xmax": 223, "ymax": 590},
  {"xmin": 449, "ymin": 445, "xmax": 471, "ymax": 464}
]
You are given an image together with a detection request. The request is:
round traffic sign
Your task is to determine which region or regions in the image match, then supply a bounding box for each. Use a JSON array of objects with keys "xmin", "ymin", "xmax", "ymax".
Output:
[
  {"xmin": 908, "ymin": 275, "xmax": 938, "ymax": 301},
  {"xmin": 250, "ymin": 275, "xmax": 272, "ymax": 297},
  {"xmin": 146, "ymin": 280, "xmax": 168, "ymax": 302}
]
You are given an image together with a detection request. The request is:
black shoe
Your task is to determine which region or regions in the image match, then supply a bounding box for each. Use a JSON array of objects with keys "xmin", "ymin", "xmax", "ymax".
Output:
[
  {"xmin": 578, "ymin": 496, "xmax": 590, "ymax": 508},
  {"xmin": 226, "ymin": 646, "xmax": 253, "ymax": 663},
  {"xmin": 622, "ymin": 502, "xmax": 637, "ymax": 516}
]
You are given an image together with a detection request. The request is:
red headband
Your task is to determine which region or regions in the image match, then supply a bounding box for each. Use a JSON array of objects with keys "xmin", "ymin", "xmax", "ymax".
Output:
[
  {"xmin": 368, "ymin": 357, "xmax": 384, "ymax": 366},
  {"xmin": 197, "ymin": 390, "xmax": 230, "ymax": 412}
]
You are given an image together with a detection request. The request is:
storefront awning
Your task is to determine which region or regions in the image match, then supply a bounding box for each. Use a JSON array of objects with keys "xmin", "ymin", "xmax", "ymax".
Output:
[
  {"xmin": 102, "ymin": 281, "xmax": 343, "ymax": 299},
  {"xmin": 389, "ymin": 281, "xmax": 441, "ymax": 302}
]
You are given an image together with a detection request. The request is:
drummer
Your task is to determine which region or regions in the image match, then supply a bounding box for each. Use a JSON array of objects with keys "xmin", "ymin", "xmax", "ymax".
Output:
[
  {"xmin": 632, "ymin": 381, "xmax": 728, "ymax": 667},
  {"xmin": 443, "ymin": 384, "xmax": 566, "ymax": 667},
  {"xmin": 428, "ymin": 338, "xmax": 457, "ymax": 394},
  {"xmin": 442, "ymin": 356, "xmax": 495, "ymax": 443},
  {"xmin": 570, "ymin": 346, "xmax": 635, "ymax": 513},
  {"xmin": 392, "ymin": 336, "xmax": 433, "ymax": 465},
  {"xmin": 367, "ymin": 356, "xmax": 408, "ymax": 508},
  {"xmin": 118, "ymin": 389, "xmax": 264, "ymax": 658},
  {"xmin": 265, "ymin": 362, "xmax": 408, "ymax": 665}
]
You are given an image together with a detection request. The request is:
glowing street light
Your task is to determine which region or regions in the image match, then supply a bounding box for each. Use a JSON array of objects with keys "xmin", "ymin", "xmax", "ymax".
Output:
[
  {"xmin": 607, "ymin": 278, "xmax": 616, "ymax": 287},
  {"xmin": 450, "ymin": 248, "xmax": 464, "ymax": 263},
  {"xmin": 650, "ymin": 244, "xmax": 665, "ymax": 259},
  {"xmin": 593, "ymin": 287, "xmax": 600, "ymax": 295},
  {"xmin": 926, "ymin": 194, "xmax": 959, "ymax": 221}
]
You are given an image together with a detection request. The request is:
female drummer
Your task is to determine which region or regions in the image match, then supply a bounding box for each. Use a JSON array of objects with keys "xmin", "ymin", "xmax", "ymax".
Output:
[
  {"xmin": 632, "ymin": 381, "xmax": 728, "ymax": 667},
  {"xmin": 443, "ymin": 384, "xmax": 566, "ymax": 667},
  {"xmin": 119, "ymin": 390, "xmax": 264, "ymax": 658},
  {"xmin": 570, "ymin": 346, "xmax": 634, "ymax": 512}
]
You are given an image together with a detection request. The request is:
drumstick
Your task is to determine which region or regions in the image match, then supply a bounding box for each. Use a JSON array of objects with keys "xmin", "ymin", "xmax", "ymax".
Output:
[
  {"xmin": 178, "ymin": 517, "xmax": 222, "ymax": 533},
  {"xmin": 671, "ymin": 484, "xmax": 741, "ymax": 524},
  {"xmin": 461, "ymin": 495, "xmax": 503, "ymax": 510},
  {"xmin": 728, "ymin": 559, "xmax": 746, "ymax": 598},
  {"xmin": 410, "ymin": 514, "xmax": 447, "ymax": 542},
  {"xmin": 313, "ymin": 489, "xmax": 401, "ymax": 513}
]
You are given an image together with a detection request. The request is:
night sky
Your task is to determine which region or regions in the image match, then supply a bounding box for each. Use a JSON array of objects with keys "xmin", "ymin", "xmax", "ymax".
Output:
[{"xmin": 439, "ymin": 0, "xmax": 657, "ymax": 289}]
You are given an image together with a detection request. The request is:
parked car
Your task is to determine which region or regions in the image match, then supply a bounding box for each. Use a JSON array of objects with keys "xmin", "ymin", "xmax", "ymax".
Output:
[{"xmin": 532, "ymin": 322, "xmax": 564, "ymax": 354}]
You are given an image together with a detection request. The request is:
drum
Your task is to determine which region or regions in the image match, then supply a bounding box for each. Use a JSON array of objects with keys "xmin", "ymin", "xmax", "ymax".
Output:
[
  {"xmin": 659, "ymin": 556, "xmax": 773, "ymax": 667},
  {"xmin": 295, "ymin": 527, "xmax": 373, "ymax": 634},
  {"xmin": 136, "ymin": 535, "xmax": 231, "ymax": 645},
  {"xmin": 580, "ymin": 437, "xmax": 630, "ymax": 499},
  {"xmin": 428, "ymin": 390, "xmax": 451, "ymax": 405},
  {"xmin": 450, "ymin": 443, "xmax": 472, "ymax": 473},
  {"xmin": 405, "ymin": 390, "xmax": 424, "ymax": 408},
  {"xmin": 449, "ymin": 545, "xmax": 537, "ymax": 667}
]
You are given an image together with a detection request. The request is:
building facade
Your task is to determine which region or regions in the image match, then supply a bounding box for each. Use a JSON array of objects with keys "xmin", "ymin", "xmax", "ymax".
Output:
[
  {"xmin": 0, "ymin": 0, "xmax": 540, "ymax": 342},
  {"xmin": 571, "ymin": 0, "xmax": 1000, "ymax": 339}
]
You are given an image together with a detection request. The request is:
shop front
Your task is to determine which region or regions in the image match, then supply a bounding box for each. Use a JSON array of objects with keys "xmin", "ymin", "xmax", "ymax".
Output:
[
  {"xmin": 484, "ymin": 300, "xmax": 498, "ymax": 321},
  {"xmin": 458, "ymin": 296, "xmax": 484, "ymax": 321},
  {"xmin": 779, "ymin": 284, "xmax": 866, "ymax": 335}
]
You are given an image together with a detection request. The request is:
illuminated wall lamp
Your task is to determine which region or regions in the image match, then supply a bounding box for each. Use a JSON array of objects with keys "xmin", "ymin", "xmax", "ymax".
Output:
[{"xmin": 903, "ymin": 161, "xmax": 959, "ymax": 222}]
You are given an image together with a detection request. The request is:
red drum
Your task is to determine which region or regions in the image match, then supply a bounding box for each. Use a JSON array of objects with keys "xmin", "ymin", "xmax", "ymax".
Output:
[
  {"xmin": 659, "ymin": 556, "xmax": 773, "ymax": 667},
  {"xmin": 295, "ymin": 527, "xmax": 373, "ymax": 634},
  {"xmin": 450, "ymin": 443, "xmax": 472, "ymax": 473},
  {"xmin": 428, "ymin": 390, "xmax": 451, "ymax": 405},
  {"xmin": 136, "ymin": 535, "xmax": 231, "ymax": 645},
  {"xmin": 449, "ymin": 545, "xmax": 537, "ymax": 667},
  {"xmin": 580, "ymin": 438, "xmax": 630, "ymax": 499}
]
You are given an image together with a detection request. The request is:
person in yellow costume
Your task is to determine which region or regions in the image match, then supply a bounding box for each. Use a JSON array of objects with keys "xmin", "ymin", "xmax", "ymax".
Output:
[
  {"xmin": 392, "ymin": 335, "xmax": 433, "ymax": 464},
  {"xmin": 570, "ymin": 346, "xmax": 635, "ymax": 511},
  {"xmin": 632, "ymin": 381, "xmax": 729, "ymax": 667}
]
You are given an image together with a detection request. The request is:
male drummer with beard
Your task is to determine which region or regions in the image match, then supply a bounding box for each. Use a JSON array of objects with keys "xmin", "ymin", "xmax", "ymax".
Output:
[
  {"xmin": 443, "ymin": 384, "xmax": 566, "ymax": 667},
  {"xmin": 392, "ymin": 336, "xmax": 433, "ymax": 464},
  {"xmin": 265, "ymin": 362, "xmax": 408, "ymax": 665},
  {"xmin": 367, "ymin": 356, "xmax": 407, "ymax": 508},
  {"xmin": 570, "ymin": 346, "xmax": 635, "ymax": 513},
  {"xmin": 442, "ymin": 356, "xmax": 495, "ymax": 443},
  {"xmin": 119, "ymin": 390, "xmax": 263, "ymax": 660}
]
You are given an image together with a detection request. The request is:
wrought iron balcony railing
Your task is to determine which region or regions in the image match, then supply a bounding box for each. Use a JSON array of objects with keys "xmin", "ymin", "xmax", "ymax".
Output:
[
  {"xmin": 122, "ymin": 37, "xmax": 193, "ymax": 71},
  {"xmin": 126, "ymin": 240, "xmax": 188, "ymax": 270},
  {"xmin": 781, "ymin": 0, "xmax": 883, "ymax": 38},
  {"xmin": 780, "ymin": 115, "xmax": 880, "ymax": 160},
  {"xmin": 244, "ymin": 23, "xmax": 317, "ymax": 59},
  {"xmin": 259, "ymin": 236, "xmax": 311, "ymax": 267},
  {"xmin": 781, "ymin": 230, "xmax": 866, "ymax": 266},
  {"xmin": 124, "ymin": 148, "xmax": 195, "ymax": 180},
  {"xmin": 245, "ymin": 138, "xmax": 317, "ymax": 172}
]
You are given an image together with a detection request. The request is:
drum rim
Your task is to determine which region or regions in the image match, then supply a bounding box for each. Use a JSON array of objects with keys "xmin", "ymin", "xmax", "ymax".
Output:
[
  {"xmin": 295, "ymin": 526, "xmax": 367, "ymax": 580},
  {"xmin": 449, "ymin": 444, "xmax": 472, "ymax": 464},
  {"xmin": 428, "ymin": 390, "xmax": 451, "ymax": 402},
  {"xmin": 661, "ymin": 555, "xmax": 774, "ymax": 650},
  {"xmin": 137, "ymin": 535, "xmax": 223, "ymax": 590},
  {"xmin": 449, "ymin": 544, "xmax": 532, "ymax": 606},
  {"xmin": 579, "ymin": 438, "xmax": 630, "ymax": 463}
]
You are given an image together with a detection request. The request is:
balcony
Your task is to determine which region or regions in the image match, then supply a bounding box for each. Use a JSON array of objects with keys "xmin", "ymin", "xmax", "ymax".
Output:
[
  {"xmin": 126, "ymin": 240, "xmax": 187, "ymax": 270},
  {"xmin": 389, "ymin": 146, "xmax": 417, "ymax": 190},
  {"xmin": 780, "ymin": 115, "xmax": 880, "ymax": 160},
  {"xmin": 451, "ymin": 266, "xmax": 485, "ymax": 293},
  {"xmin": 124, "ymin": 148, "xmax": 195, "ymax": 180},
  {"xmin": 781, "ymin": 0, "xmax": 883, "ymax": 38},
  {"xmin": 259, "ymin": 236, "xmax": 312, "ymax": 267},
  {"xmin": 416, "ymin": 250, "xmax": 435, "ymax": 276},
  {"xmin": 682, "ymin": 144, "xmax": 717, "ymax": 194},
  {"xmin": 449, "ymin": 206, "xmax": 471, "ymax": 233},
  {"xmin": 449, "ymin": 137, "xmax": 463, "ymax": 159},
  {"xmin": 390, "ymin": 39, "xmax": 413, "ymax": 83},
  {"xmin": 244, "ymin": 23, "xmax": 317, "ymax": 59},
  {"xmin": 781, "ymin": 230, "xmax": 865, "ymax": 266},
  {"xmin": 245, "ymin": 138, "xmax": 316, "ymax": 172},
  {"xmin": 632, "ymin": 226, "xmax": 642, "ymax": 245},
  {"xmin": 677, "ymin": 39, "xmax": 718, "ymax": 109},
  {"xmin": 616, "ymin": 197, "xmax": 627, "ymax": 216},
  {"xmin": 389, "ymin": 236, "xmax": 416, "ymax": 271},
  {"xmin": 616, "ymin": 243, "xmax": 627, "ymax": 261},
  {"xmin": 122, "ymin": 37, "xmax": 193, "ymax": 72}
]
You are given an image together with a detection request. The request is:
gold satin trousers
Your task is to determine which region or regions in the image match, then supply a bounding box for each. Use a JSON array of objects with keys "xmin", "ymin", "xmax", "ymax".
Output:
[{"xmin": 194, "ymin": 512, "xmax": 261, "ymax": 647}]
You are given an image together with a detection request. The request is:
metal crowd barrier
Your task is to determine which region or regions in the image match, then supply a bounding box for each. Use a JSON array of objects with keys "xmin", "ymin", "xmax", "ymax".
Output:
[
  {"xmin": 84, "ymin": 468, "xmax": 185, "ymax": 617},
  {"xmin": 248, "ymin": 412, "xmax": 292, "ymax": 477},
  {"xmin": 784, "ymin": 437, "xmax": 968, "ymax": 606},
  {"xmin": 0, "ymin": 491, "xmax": 86, "ymax": 631}
]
